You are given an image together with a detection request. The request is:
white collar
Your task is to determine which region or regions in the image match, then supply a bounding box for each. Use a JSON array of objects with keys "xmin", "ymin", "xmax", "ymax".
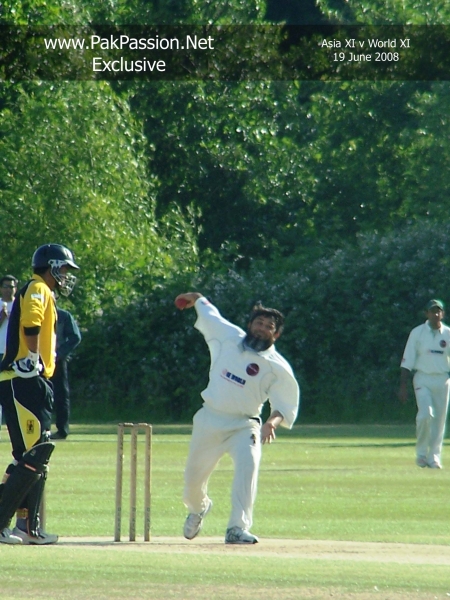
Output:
[{"xmin": 426, "ymin": 320, "xmax": 443, "ymax": 334}]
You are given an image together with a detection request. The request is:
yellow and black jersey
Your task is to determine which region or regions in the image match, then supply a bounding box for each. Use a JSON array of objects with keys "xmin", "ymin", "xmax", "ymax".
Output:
[{"xmin": 0, "ymin": 275, "xmax": 57, "ymax": 380}]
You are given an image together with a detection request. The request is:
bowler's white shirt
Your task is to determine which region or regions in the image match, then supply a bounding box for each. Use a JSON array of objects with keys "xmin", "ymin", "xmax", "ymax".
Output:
[
  {"xmin": 194, "ymin": 297, "xmax": 300, "ymax": 428},
  {"xmin": 401, "ymin": 321, "xmax": 450, "ymax": 374}
]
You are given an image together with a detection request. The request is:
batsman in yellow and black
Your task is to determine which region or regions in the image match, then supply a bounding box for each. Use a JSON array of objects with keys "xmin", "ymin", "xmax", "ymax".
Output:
[{"xmin": 0, "ymin": 244, "xmax": 79, "ymax": 545}]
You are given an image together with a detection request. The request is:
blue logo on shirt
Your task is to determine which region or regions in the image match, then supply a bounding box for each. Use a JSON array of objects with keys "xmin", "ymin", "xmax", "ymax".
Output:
[{"xmin": 221, "ymin": 369, "xmax": 246, "ymax": 386}]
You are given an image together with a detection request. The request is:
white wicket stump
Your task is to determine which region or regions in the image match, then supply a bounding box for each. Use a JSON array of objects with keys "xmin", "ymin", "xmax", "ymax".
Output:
[{"xmin": 114, "ymin": 423, "xmax": 152, "ymax": 542}]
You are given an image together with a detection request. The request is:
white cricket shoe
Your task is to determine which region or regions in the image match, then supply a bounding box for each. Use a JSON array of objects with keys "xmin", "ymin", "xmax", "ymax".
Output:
[
  {"xmin": 225, "ymin": 526, "xmax": 259, "ymax": 544},
  {"xmin": 12, "ymin": 527, "xmax": 58, "ymax": 545},
  {"xmin": 416, "ymin": 456, "xmax": 428, "ymax": 468},
  {"xmin": 183, "ymin": 499, "xmax": 212, "ymax": 540},
  {"xmin": 0, "ymin": 527, "xmax": 23, "ymax": 545},
  {"xmin": 429, "ymin": 460, "xmax": 442, "ymax": 469}
]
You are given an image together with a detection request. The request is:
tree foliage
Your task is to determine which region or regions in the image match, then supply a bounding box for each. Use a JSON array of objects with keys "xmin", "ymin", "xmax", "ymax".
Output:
[
  {"xmin": 1, "ymin": 0, "xmax": 450, "ymax": 423},
  {"xmin": 0, "ymin": 81, "xmax": 198, "ymax": 319},
  {"xmin": 126, "ymin": 80, "xmax": 313, "ymax": 265},
  {"xmin": 317, "ymin": 0, "xmax": 450, "ymax": 24},
  {"xmin": 70, "ymin": 218, "xmax": 449, "ymax": 424},
  {"xmin": 78, "ymin": 0, "xmax": 267, "ymax": 25}
]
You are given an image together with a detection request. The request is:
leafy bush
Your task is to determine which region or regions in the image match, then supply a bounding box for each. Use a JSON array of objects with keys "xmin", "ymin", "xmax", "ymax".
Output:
[{"xmin": 70, "ymin": 218, "xmax": 449, "ymax": 424}]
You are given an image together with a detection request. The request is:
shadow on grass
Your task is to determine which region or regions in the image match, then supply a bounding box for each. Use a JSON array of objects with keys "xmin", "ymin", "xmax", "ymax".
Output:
[
  {"xmin": 283, "ymin": 424, "xmax": 417, "ymax": 440},
  {"xmin": 68, "ymin": 423, "xmax": 193, "ymax": 436},
  {"xmin": 66, "ymin": 423, "xmax": 420, "ymax": 440},
  {"xmin": 325, "ymin": 441, "xmax": 415, "ymax": 448}
]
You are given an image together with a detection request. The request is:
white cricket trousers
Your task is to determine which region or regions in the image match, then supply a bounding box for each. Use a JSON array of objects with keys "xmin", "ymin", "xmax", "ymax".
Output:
[
  {"xmin": 183, "ymin": 405, "xmax": 261, "ymax": 531},
  {"xmin": 413, "ymin": 371, "xmax": 450, "ymax": 463}
]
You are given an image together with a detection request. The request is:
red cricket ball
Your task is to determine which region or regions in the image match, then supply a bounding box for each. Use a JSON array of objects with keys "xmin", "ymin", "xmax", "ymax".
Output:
[{"xmin": 175, "ymin": 297, "xmax": 188, "ymax": 310}]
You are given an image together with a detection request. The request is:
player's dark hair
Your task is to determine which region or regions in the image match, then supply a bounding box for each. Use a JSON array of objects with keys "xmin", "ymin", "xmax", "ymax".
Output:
[
  {"xmin": 0, "ymin": 274, "xmax": 18, "ymax": 286},
  {"xmin": 249, "ymin": 303, "xmax": 285, "ymax": 333}
]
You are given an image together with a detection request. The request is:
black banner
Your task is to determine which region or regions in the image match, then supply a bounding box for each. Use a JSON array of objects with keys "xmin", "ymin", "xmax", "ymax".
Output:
[{"xmin": 0, "ymin": 25, "xmax": 449, "ymax": 81}]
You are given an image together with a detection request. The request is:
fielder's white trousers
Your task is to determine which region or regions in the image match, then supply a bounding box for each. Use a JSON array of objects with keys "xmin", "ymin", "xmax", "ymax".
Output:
[
  {"xmin": 183, "ymin": 405, "xmax": 261, "ymax": 531},
  {"xmin": 413, "ymin": 372, "xmax": 450, "ymax": 463}
]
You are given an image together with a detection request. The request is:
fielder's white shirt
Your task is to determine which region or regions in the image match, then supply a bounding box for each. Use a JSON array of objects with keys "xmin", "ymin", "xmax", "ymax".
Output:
[
  {"xmin": 0, "ymin": 300, "xmax": 14, "ymax": 355},
  {"xmin": 194, "ymin": 297, "xmax": 300, "ymax": 428},
  {"xmin": 401, "ymin": 321, "xmax": 450, "ymax": 374}
]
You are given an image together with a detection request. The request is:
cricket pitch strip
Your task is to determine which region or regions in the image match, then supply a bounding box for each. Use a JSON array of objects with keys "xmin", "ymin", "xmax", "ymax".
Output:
[{"xmin": 57, "ymin": 536, "xmax": 450, "ymax": 565}]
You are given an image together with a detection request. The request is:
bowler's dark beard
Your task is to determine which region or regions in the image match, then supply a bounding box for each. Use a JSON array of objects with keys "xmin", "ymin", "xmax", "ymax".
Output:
[{"xmin": 243, "ymin": 332, "xmax": 271, "ymax": 352}]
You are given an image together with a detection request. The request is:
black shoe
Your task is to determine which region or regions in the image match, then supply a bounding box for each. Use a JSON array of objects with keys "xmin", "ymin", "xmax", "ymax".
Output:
[{"xmin": 50, "ymin": 431, "xmax": 67, "ymax": 440}]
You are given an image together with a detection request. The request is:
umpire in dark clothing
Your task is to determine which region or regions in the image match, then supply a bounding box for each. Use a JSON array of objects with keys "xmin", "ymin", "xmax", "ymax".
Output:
[{"xmin": 50, "ymin": 308, "xmax": 81, "ymax": 440}]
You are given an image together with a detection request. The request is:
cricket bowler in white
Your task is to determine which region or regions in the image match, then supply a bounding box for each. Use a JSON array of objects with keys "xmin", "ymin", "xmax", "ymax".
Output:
[
  {"xmin": 175, "ymin": 293, "xmax": 299, "ymax": 544},
  {"xmin": 400, "ymin": 299, "xmax": 450, "ymax": 469}
]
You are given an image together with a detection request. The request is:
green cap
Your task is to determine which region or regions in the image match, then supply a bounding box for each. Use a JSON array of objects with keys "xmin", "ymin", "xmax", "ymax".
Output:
[{"xmin": 426, "ymin": 299, "xmax": 444, "ymax": 311}]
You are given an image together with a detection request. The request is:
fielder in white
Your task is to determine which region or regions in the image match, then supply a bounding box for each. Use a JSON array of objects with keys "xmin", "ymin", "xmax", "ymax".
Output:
[
  {"xmin": 400, "ymin": 299, "xmax": 450, "ymax": 469},
  {"xmin": 175, "ymin": 293, "xmax": 299, "ymax": 544}
]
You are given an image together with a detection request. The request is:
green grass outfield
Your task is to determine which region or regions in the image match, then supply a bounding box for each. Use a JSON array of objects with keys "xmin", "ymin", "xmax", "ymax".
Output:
[{"xmin": 1, "ymin": 423, "xmax": 450, "ymax": 599}]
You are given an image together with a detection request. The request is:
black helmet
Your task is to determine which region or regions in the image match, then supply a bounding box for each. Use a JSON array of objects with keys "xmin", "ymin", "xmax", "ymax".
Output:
[{"xmin": 32, "ymin": 244, "xmax": 79, "ymax": 296}]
